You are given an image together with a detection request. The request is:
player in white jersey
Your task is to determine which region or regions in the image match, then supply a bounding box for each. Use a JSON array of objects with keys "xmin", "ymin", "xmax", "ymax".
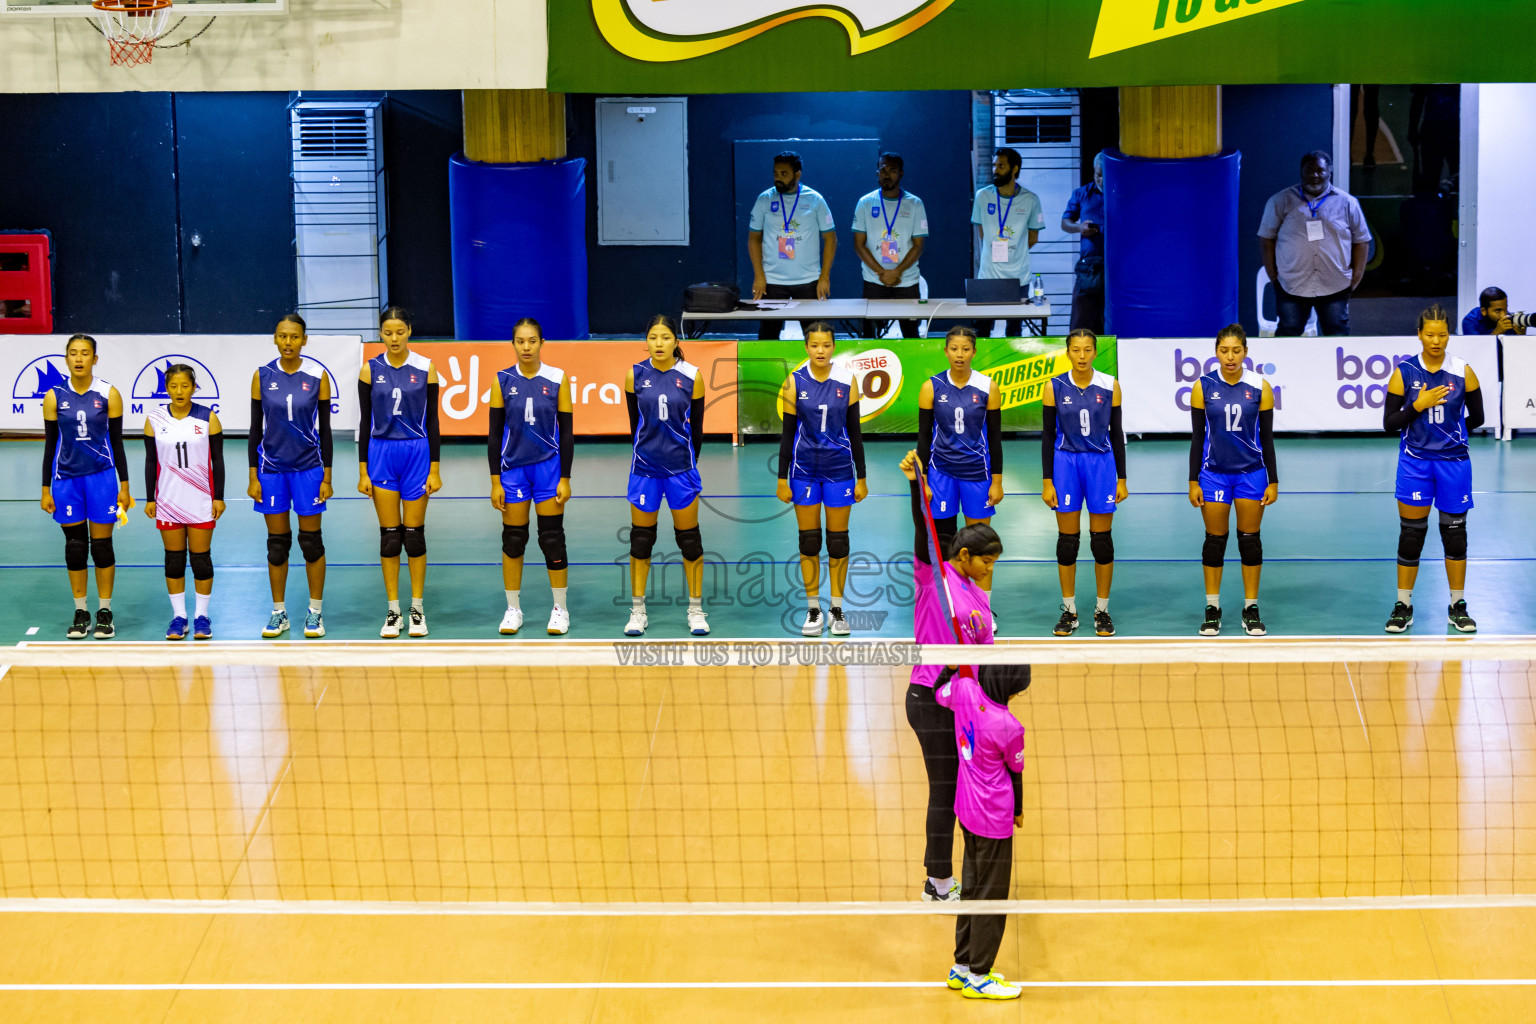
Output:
[{"xmin": 143, "ymin": 364, "xmax": 225, "ymax": 640}]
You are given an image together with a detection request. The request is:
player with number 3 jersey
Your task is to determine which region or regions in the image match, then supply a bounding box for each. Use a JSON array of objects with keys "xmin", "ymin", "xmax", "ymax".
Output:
[{"xmin": 1188, "ymin": 325, "xmax": 1279, "ymax": 638}]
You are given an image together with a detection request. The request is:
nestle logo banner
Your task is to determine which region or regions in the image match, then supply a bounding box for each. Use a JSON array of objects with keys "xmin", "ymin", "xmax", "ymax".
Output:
[{"xmin": 1119, "ymin": 336, "xmax": 1499, "ymax": 434}]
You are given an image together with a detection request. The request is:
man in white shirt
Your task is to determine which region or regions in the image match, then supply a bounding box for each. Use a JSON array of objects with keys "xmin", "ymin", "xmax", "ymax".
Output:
[
  {"xmin": 748, "ymin": 151, "xmax": 837, "ymax": 340},
  {"xmin": 971, "ymin": 147, "xmax": 1045, "ymax": 337},
  {"xmin": 852, "ymin": 152, "xmax": 928, "ymax": 339}
]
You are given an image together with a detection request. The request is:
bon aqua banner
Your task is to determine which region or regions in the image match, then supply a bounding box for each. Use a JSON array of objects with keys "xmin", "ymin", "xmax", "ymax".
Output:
[
  {"xmin": 736, "ymin": 337, "xmax": 1119, "ymax": 436},
  {"xmin": 549, "ymin": 1, "xmax": 1536, "ymax": 94}
]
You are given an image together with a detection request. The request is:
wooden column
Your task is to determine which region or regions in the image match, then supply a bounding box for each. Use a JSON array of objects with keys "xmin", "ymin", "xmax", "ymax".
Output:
[
  {"xmin": 1119, "ymin": 86, "xmax": 1222, "ymax": 159},
  {"xmin": 462, "ymin": 90, "xmax": 567, "ymax": 164}
]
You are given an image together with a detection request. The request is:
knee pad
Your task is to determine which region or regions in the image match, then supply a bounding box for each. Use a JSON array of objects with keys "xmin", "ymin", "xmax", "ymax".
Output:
[
  {"xmin": 826, "ymin": 530, "xmax": 850, "ymax": 560},
  {"xmin": 501, "ymin": 523, "xmax": 530, "ymax": 560},
  {"xmin": 1397, "ymin": 516, "xmax": 1429, "ymax": 568},
  {"xmin": 1237, "ymin": 531, "xmax": 1263, "ymax": 567},
  {"xmin": 1056, "ymin": 532, "xmax": 1081, "ymax": 567},
  {"xmin": 164, "ymin": 548, "xmax": 188, "ymax": 580},
  {"xmin": 1202, "ymin": 532, "xmax": 1228, "ymax": 569},
  {"xmin": 266, "ymin": 532, "xmax": 293, "ymax": 567},
  {"xmin": 1090, "ymin": 530, "xmax": 1114, "ymax": 566},
  {"xmin": 675, "ymin": 526, "xmax": 704, "ymax": 562},
  {"xmin": 379, "ymin": 525, "xmax": 404, "ymax": 559},
  {"xmin": 189, "ymin": 550, "xmax": 214, "ymax": 581},
  {"xmin": 402, "ymin": 526, "xmax": 426, "ymax": 558},
  {"xmin": 62, "ymin": 523, "xmax": 89, "ymax": 571},
  {"xmin": 297, "ymin": 529, "xmax": 325, "ymax": 564},
  {"xmin": 89, "ymin": 536, "xmax": 115, "ymax": 570},
  {"xmin": 1438, "ymin": 511, "xmax": 1468, "ymax": 561},
  {"xmin": 537, "ymin": 514, "xmax": 568, "ymax": 572},
  {"xmin": 629, "ymin": 523, "xmax": 658, "ymax": 561},
  {"xmin": 798, "ymin": 528, "xmax": 823, "ymax": 559}
]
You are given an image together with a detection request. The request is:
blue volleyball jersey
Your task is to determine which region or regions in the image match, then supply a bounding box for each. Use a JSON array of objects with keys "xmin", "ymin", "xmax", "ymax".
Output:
[
  {"xmin": 51, "ymin": 378, "xmax": 115, "ymax": 480},
  {"xmin": 930, "ymin": 370, "xmax": 992, "ymax": 481},
  {"xmin": 498, "ymin": 363, "xmax": 565, "ymax": 470},
  {"xmin": 789, "ymin": 364, "xmax": 856, "ymax": 480},
  {"xmin": 1399, "ymin": 354, "xmax": 1470, "ymax": 460},
  {"xmin": 1199, "ymin": 370, "xmax": 1267, "ymax": 475},
  {"xmin": 632, "ymin": 359, "xmax": 698, "ymax": 478},
  {"xmin": 1051, "ymin": 370, "xmax": 1115, "ymax": 455},
  {"xmin": 258, "ymin": 358, "xmax": 326, "ymax": 473},
  {"xmin": 367, "ymin": 351, "xmax": 433, "ymax": 441}
]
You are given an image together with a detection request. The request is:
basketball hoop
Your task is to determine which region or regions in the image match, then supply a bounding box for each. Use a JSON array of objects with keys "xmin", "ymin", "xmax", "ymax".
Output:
[{"xmin": 91, "ymin": 0, "xmax": 174, "ymax": 67}]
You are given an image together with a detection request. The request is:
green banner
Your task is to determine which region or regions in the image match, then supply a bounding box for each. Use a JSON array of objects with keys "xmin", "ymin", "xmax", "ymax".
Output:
[
  {"xmin": 737, "ymin": 337, "xmax": 1119, "ymax": 436},
  {"xmin": 549, "ymin": 1, "xmax": 1536, "ymax": 94}
]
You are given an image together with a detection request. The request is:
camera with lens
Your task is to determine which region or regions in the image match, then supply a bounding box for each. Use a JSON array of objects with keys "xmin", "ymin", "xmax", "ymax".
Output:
[{"xmin": 1509, "ymin": 312, "xmax": 1536, "ymax": 330}]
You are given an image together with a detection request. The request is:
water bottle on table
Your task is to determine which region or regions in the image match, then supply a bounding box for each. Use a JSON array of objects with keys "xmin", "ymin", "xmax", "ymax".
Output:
[{"xmin": 1030, "ymin": 274, "xmax": 1046, "ymax": 305}]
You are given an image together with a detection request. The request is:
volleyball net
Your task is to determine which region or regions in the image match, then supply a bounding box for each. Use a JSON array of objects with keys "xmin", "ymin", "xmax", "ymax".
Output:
[{"xmin": 2, "ymin": 638, "xmax": 1535, "ymax": 906}]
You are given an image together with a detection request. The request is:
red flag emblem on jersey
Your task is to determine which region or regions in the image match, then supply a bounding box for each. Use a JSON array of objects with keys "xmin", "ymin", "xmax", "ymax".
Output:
[
  {"xmin": 836, "ymin": 389, "xmax": 844, "ymax": 398},
  {"xmin": 410, "ymin": 374, "xmax": 418, "ymax": 383},
  {"xmin": 1245, "ymin": 390, "xmax": 1252, "ymax": 399},
  {"xmin": 676, "ymin": 379, "xmax": 685, "ymax": 388},
  {"xmin": 94, "ymin": 400, "xmax": 102, "ymax": 408},
  {"xmin": 301, "ymin": 381, "xmax": 311, "ymax": 391},
  {"xmin": 971, "ymin": 394, "xmax": 979, "ymax": 403}
]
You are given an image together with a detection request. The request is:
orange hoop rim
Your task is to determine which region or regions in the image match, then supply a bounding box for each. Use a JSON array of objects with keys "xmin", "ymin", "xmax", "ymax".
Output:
[{"xmin": 91, "ymin": 0, "xmax": 173, "ymax": 12}]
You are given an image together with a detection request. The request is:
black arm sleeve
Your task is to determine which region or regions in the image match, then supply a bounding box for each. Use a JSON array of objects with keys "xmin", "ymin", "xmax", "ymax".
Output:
[
  {"xmin": 426, "ymin": 383, "xmax": 441, "ymax": 462},
  {"xmin": 109, "ymin": 415, "xmax": 128, "ymax": 482},
  {"xmin": 1188, "ymin": 407, "xmax": 1207, "ymax": 481},
  {"xmin": 248, "ymin": 398, "xmax": 263, "ymax": 469},
  {"xmin": 1040, "ymin": 405, "xmax": 1057, "ymax": 478},
  {"xmin": 210, "ymin": 432, "xmax": 226, "ymax": 501},
  {"xmin": 847, "ymin": 401, "xmax": 866, "ymax": 479},
  {"xmin": 626, "ymin": 390, "xmax": 639, "ymax": 443},
  {"xmin": 917, "ymin": 406, "xmax": 934, "ymax": 472},
  {"xmin": 1012, "ymin": 767, "xmax": 1023, "ymax": 818},
  {"xmin": 690, "ymin": 394, "xmax": 704, "ymax": 461},
  {"xmin": 1466, "ymin": 388, "xmax": 1486, "ymax": 432},
  {"xmin": 42, "ymin": 418, "xmax": 58, "ymax": 487},
  {"xmin": 487, "ymin": 405, "xmax": 506, "ymax": 476},
  {"xmin": 1259, "ymin": 409, "xmax": 1278, "ymax": 485},
  {"xmin": 986, "ymin": 407, "xmax": 1003, "ymax": 474},
  {"xmin": 356, "ymin": 379, "xmax": 372, "ymax": 465},
  {"xmin": 1110, "ymin": 405, "xmax": 1128, "ymax": 479},
  {"xmin": 317, "ymin": 398, "xmax": 333, "ymax": 469},
  {"xmin": 777, "ymin": 413, "xmax": 798, "ymax": 480},
  {"xmin": 910, "ymin": 477, "xmax": 933, "ymax": 566},
  {"xmin": 143, "ymin": 435, "xmax": 159, "ymax": 502},
  {"xmin": 557, "ymin": 410, "xmax": 574, "ymax": 477},
  {"xmin": 1383, "ymin": 390, "xmax": 1418, "ymax": 433}
]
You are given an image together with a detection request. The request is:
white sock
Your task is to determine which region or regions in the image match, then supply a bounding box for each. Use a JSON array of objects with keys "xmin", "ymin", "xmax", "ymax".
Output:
[
  {"xmin": 929, "ymin": 875, "xmax": 955, "ymax": 892},
  {"xmin": 1450, "ymin": 590, "xmax": 1465, "ymax": 604},
  {"xmin": 689, "ymin": 596, "xmax": 703, "ymax": 614},
  {"xmin": 830, "ymin": 598, "xmax": 842, "ymax": 614},
  {"xmin": 1244, "ymin": 598, "xmax": 1257, "ymax": 609},
  {"xmin": 74, "ymin": 596, "xmax": 88, "ymax": 612},
  {"xmin": 195, "ymin": 593, "xmax": 211, "ymax": 618},
  {"xmin": 309, "ymin": 598, "xmax": 322, "ymax": 613},
  {"xmin": 1206, "ymin": 594, "xmax": 1219, "ymax": 609},
  {"xmin": 388, "ymin": 599, "xmax": 400, "ymax": 613},
  {"xmin": 632, "ymin": 595, "xmax": 645, "ymax": 612},
  {"xmin": 169, "ymin": 592, "xmax": 186, "ymax": 619},
  {"xmin": 552, "ymin": 587, "xmax": 568, "ymax": 610},
  {"xmin": 1062, "ymin": 596, "xmax": 1077, "ymax": 614},
  {"xmin": 1096, "ymin": 597, "xmax": 1109, "ymax": 613},
  {"xmin": 807, "ymin": 596, "xmax": 821, "ymax": 613},
  {"xmin": 98, "ymin": 597, "xmax": 111, "ymax": 612},
  {"xmin": 506, "ymin": 590, "xmax": 521, "ymax": 611},
  {"xmin": 411, "ymin": 597, "xmax": 424, "ymax": 612},
  {"xmin": 273, "ymin": 601, "xmax": 286, "ymax": 614},
  {"xmin": 1398, "ymin": 589, "xmax": 1413, "ymax": 606}
]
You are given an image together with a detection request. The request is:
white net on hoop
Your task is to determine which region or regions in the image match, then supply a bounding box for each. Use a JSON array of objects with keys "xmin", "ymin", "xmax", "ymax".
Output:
[{"xmin": 92, "ymin": 0, "xmax": 173, "ymax": 66}]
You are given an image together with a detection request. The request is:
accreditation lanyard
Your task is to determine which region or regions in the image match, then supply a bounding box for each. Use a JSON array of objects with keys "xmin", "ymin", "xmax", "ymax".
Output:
[
  {"xmin": 1297, "ymin": 186, "xmax": 1330, "ymax": 218},
  {"xmin": 878, "ymin": 192, "xmax": 903, "ymax": 237},
  {"xmin": 780, "ymin": 186, "xmax": 803, "ymax": 235},
  {"xmin": 994, "ymin": 186, "xmax": 1016, "ymax": 238}
]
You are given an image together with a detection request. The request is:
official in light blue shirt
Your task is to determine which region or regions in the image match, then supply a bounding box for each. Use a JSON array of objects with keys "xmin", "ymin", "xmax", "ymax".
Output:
[
  {"xmin": 748, "ymin": 150, "xmax": 837, "ymax": 340},
  {"xmin": 852, "ymin": 152, "xmax": 928, "ymax": 339},
  {"xmin": 970, "ymin": 147, "xmax": 1045, "ymax": 337}
]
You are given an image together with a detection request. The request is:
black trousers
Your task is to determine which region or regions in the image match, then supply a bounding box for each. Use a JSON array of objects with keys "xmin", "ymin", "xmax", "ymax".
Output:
[
  {"xmin": 905, "ymin": 682, "xmax": 957, "ymax": 878},
  {"xmin": 954, "ymin": 826, "xmax": 1014, "ymax": 975},
  {"xmin": 973, "ymin": 317, "xmax": 1025, "ymax": 338},
  {"xmin": 1070, "ymin": 281, "xmax": 1105, "ymax": 334},
  {"xmin": 757, "ymin": 281, "xmax": 820, "ymax": 340},
  {"xmin": 862, "ymin": 280, "xmax": 923, "ymax": 339}
]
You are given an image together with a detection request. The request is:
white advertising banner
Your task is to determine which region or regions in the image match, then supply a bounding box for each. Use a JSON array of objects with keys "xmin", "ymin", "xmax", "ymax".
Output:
[
  {"xmin": 1501, "ymin": 337, "xmax": 1536, "ymax": 439},
  {"xmin": 2, "ymin": 335, "xmax": 363, "ymax": 434},
  {"xmin": 1119, "ymin": 336, "xmax": 1501, "ymax": 434}
]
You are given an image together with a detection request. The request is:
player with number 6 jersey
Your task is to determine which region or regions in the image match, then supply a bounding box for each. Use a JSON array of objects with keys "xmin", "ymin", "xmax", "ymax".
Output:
[
  {"xmin": 623, "ymin": 314, "xmax": 710, "ymax": 638},
  {"xmin": 1381, "ymin": 304, "xmax": 1485, "ymax": 634},
  {"xmin": 1188, "ymin": 324, "xmax": 1279, "ymax": 637},
  {"xmin": 1041, "ymin": 329, "xmax": 1127, "ymax": 638},
  {"xmin": 249, "ymin": 314, "xmax": 334, "ymax": 640},
  {"xmin": 488, "ymin": 317, "xmax": 574, "ymax": 637}
]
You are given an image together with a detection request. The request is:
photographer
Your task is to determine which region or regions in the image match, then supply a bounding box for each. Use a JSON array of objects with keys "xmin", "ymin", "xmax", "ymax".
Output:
[{"xmin": 1462, "ymin": 286, "xmax": 1528, "ymax": 336}]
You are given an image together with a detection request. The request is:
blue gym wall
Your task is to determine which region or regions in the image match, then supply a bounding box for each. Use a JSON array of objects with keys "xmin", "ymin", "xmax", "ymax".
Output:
[{"xmin": 567, "ymin": 91, "xmax": 976, "ymax": 336}]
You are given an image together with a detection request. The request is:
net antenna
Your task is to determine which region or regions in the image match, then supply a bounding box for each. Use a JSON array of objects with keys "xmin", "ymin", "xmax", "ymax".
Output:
[{"xmin": 92, "ymin": 0, "xmax": 174, "ymax": 66}]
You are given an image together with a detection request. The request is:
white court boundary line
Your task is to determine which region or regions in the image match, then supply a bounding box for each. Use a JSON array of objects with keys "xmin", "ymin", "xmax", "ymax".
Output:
[
  {"xmin": 1, "ymin": 980, "xmax": 1534, "ymax": 991},
  {"xmin": 6, "ymin": 894, "xmax": 1536, "ymax": 916}
]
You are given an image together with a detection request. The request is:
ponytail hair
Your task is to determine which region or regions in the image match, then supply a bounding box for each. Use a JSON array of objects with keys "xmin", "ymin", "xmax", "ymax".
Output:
[
  {"xmin": 645, "ymin": 313, "xmax": 684, "ymax": 362},
  {"xmin": 380, "ymin": 305, "xmax": 413, "ymax": 329},
  {"xmin": 804, "ymin": 320, "xmax": 835, "ymax": 342},
  {"xmin": 66, "ymin": 333, "xmax": 98, "ymax": 355},
  {"xmin": 949, "ymin": 522, "xmax": 1003, "ymax": 561},
  {"xmin": 276, "ymin": 312, "xmax": 307, "ymax": 334},
  {"xmin": 944, "ymin": 325, "xmax": 978, "ymax": 350},
  {"xmin": 1418, "ymin": 303, "xmax": 1451, "ymax": 332},
  {"xmin": 1215, "ymin": 323, "xmax": 1248, "ymax": 349},
  {"xmin": 164, "ymin": 362, "xmax": 198, "ymax": 391},
  {"xmin": 513, "ymin": 316, "xmax": 544, "ymax": 340},
  {"xmin": 1066, "ymin": 327, "xmax": 1098, "ymax": 349}
]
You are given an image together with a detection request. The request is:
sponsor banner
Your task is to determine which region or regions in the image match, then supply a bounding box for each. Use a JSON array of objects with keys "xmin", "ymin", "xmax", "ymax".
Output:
[
  {"xmin": 1118, "ymin": 336, "xmax": 1500, "ymax": 433},
  {"xmin": 3, "ymin": 335, "xmax": 362, "ymax": 434},
  {"xmin": 361, "ymin": 340, "xmax": 739, "ymax": 436},
  {"xmin": 737, "ymin": 337, "xmax": 1119, "ymax": 435},
  {"xmin": 1502, "ymin": 337, "xmax": 1536, "ymax": 439},
  {"xmin": 550, "ymin": 2, "xmax": 1536, "ymax": 94}
]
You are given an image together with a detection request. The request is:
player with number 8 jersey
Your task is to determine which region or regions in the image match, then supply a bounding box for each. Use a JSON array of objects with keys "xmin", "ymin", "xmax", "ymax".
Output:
[{"xmin": 1188, "ymin": 325, "xmax": 1279, "ymax": 637}]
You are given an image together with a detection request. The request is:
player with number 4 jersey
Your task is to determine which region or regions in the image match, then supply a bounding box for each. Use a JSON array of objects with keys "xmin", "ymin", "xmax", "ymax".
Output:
[
  {"xmin": 1188, "ymin": 325, "xmax": 1279, "ymax": 638},
  {"xmin": 1382, "ymin": 304, "xmax": 1485, "ymax": 634}
]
